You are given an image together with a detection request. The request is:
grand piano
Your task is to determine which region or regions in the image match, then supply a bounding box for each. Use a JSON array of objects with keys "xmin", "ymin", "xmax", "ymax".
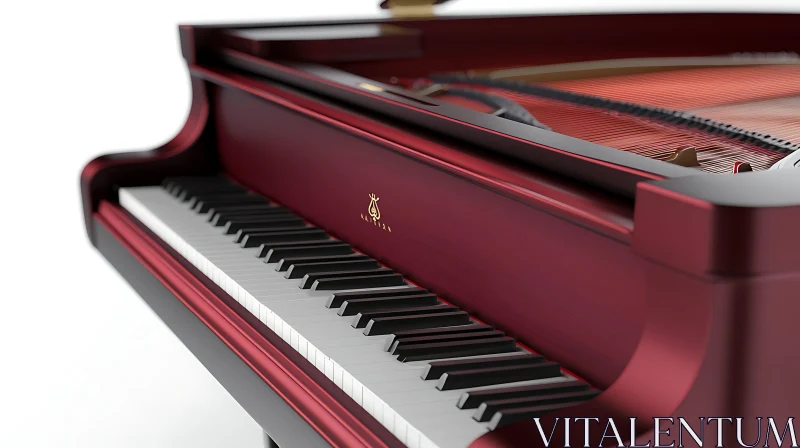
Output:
[{"xmin": 81, "ymin": 2, "xmax": 800, "ymax": 447}]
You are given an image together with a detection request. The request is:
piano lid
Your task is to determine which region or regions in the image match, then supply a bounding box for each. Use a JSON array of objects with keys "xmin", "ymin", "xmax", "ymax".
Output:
[{"xmin": 378, "ymin": 0, "xmax": 800, "ymax": 19}]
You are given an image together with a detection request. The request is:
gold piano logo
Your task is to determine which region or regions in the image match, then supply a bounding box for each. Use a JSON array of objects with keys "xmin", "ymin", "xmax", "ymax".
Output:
[
  {"xmin": 361, "ymin": 193, "xmax": 392, "ymax": 233},
  {"xmin": 368, "ymin": 193, "xmax": 381, "ymax": 220}
]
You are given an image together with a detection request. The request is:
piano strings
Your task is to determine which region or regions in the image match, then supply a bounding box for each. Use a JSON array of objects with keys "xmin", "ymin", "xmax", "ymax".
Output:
[{"xmin": 398, "ymin": 59, "xmax": 800, "ymax": 173}]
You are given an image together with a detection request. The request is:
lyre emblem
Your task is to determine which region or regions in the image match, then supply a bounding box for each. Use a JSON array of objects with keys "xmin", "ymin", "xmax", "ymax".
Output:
[{"xmin": 368, "ymin": 193, "xmax": 381, "ymax": 221}]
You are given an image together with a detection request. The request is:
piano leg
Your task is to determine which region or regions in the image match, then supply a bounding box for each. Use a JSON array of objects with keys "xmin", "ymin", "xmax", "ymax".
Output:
[{"xmin": 263, "ymin": 432, "xmax": 279, "ymax": 448}]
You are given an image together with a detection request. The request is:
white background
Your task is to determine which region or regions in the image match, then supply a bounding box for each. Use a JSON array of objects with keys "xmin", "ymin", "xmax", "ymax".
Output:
[{"xmin": 1, "ymin": 1, "xmax": 799, "ymax": 447}]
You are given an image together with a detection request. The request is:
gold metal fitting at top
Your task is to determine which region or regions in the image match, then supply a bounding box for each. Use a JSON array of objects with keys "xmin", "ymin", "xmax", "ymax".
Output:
[{"xmin": 385, "ymin": 0, "xmax": 438, "ymax": 18}]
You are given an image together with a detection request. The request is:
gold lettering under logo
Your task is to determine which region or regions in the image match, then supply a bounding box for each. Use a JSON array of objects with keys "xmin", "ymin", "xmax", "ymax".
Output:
[
  {"xmin": 361, "ymin": 193, "xmax": 392, "ymax": 233},
  {"xmin": 368, "ymin": 193, "xmax": 381, "ymax": 221}
]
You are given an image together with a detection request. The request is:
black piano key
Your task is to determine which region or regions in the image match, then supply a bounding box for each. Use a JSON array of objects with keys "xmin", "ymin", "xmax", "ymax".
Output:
[
  {"xmin": 213, "ymin": 207, "xmax": 291, "ymax": 221},
  {"xmin": 276, "ymin": 253, "xmax": 368, "ymax": 272},
  {"xmin": 473, "ymin": 389, "xmax": 600, "ymax": 422},
  {"xmin": 163, "ymin": 175, "xmax": 229, "ymax": 182},
  {"xmin": 299, "ymin": 269, "xmax": 392, "ymax": 289},
  {"xmin": 422, "ymin": 353, "xmax": 544, "ymax": 380},
  {"xmin": 186, "ymin": 188, "xmax": 253, "ymax": 199},
  {"xmin": 162, "ymin": 178, "xmax": 193, "ymax": 195},
  {"xmin": 194, "ymin": 195, "xmax": 269, "ymax": 213},
  {"xmin": 217, "ymin": 207, "xmax": 294, "ymax": 218},
  {"xmin": 436, "ymin": 361, "xmax": 562, "ymax": 391},
  {"xmin": 352, "ymin": 305, "xmax": 455, "ymax": 329},
  {"xmin": 179, "ymin": 186, "xmax": 244, "ymax": 200},
  {"xmin": 163, "ymin": 182, "xmax": 180, "ymax": 195},
  {"xmin": 169, "ymin": 183, "xmax": 190, "ymax": 196},
  {"xmin": 233, "ymin": 222, "xmax": 309, "ymax": 238},
  {"xmin": 390, "ymin": 331, "xmax": 504, "ymax": 354},
  {"xmin": 488, "ymin": 403, "xmax": 577, "ymax": 430},
  {"xmin": 163, "ymin": 177, "xmax": 231, "ymax": 190},
  {"xmin": 172, "ymin": 177, "xmax": 239, "ymax": 187},
  {"xmin": 312, "ymin": 273, "xmax": 407, "ymax": 291},
  {"xmin": 286, "ymin": 259, "xmax": 381, "ymax": 279},
  {"xmin": 338, "ymin": 293, "xmax": 439, "ymax": 316},
  {"xmin": 222, "ymin": 211, "xmax": 291, "ymax": 223},
  {"xmin": 395, "ymin": 337, "xmax": 519, "ymax": 363},
  {"xmin": 163, "ymin": 175, "xmax": 233, "ymax": 189},
  {"xmin": 186, "ymin": 189, "xmax": 252, "ymax": 200},
  {"xmin": 263, "ymin": 243, "xmax": 354, "ymax": 262},
  {"xmin": 300, "ymin": 268, "xmax": 398, "ymax": 291},
  {"xmin": 214, "ymin": 211, "xmax": 296, "ymax": 226},
  {"xmin": 209, "ymin": 205, "xmax": 288, "ymax": 223},
  {"xmin": 212, "ymin": 203, "xmax": 286, "ymax": 214},
  {"xmin": 178, "ymin": 184, "xmax": 247, "ymax": 200},
  {"xmin": 384, "ymin": 324, "xmax": 493, "ymax": 351},
  {"xmin": 170, "ymin": 181, "xmax": 243, "ymax": 199},
  {"xmin": 326, "ymin": 288, "xmax": 428, "ymax": 309},
  {"xmin": 256, "ymin": 240, "xmax": 344, "ymax": 259},
  {"xmin": 228, "ymin": 219, "xmax": 306, "ymax": 235},
  {"xmin": 235, "ymin": 226, "xmax": 312, "ymax": 242},
  {"xmin": 187, "ymin": 192, "xmax": 253, "ymax": 208},
  {"xmin": 196, "ymin": 198, "xmax": 268, "ymax": 213},
  {"xmin": 363, "ymin": 312, "xmax": 472, "ymax": 336},
  {"xmin": 241, "ymin": 229, "xmax": 329, "ymax": 248},
  {"xmin": 457, "ymin": 379, "xmax": 589, "ymax": 409}
]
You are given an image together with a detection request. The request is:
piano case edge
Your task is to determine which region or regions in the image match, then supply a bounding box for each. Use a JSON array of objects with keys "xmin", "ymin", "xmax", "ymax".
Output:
[
  {"xmin": 92, "ymin": 201, "xmax": 406, "ymax": 448},
  {"xmin": 80, "ymin": 77, "xmax": 220, "ymax": 245}
]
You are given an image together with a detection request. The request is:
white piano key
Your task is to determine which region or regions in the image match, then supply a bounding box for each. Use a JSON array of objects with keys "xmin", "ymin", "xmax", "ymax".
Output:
[
  {"xmin": 363, "ymin": 388, "xmax": 375, "ymax": 415},
  {"xmin": 352, "ymin": 377, "xmax": 363, "ymax": 405},
  {"xmin": 395, "ymin": 414, "xmax": 409, "ymax": 444},
  {"xmin": 343, "ymin": 371, "xmax": 354, "ymax": 397},
  {"xmin": 366, "ymin": 379, "xmax": 437, "ymax": 394},
  {"xmin": 283, "ymin": 313, "xmax": 342, "ymax": 325},
  {"xmin": 312, "ymin": 335, "xmax": 392, "ymax": 349},
  {"xmin": 382, "ymin": 400, "xmax": 395, "ymax": 433},
  {"xmin": 343, "ymin": 361, "xmax": 404, "ymax": 375},
  {"xmin": 333, "ymin": 363, "xmax": 344, "ymax": 387},
  {"xmin": 307, "ymin": 343, "xmax": 317, "ymax": 366},
  {"xmin": 298, "ymin": 335, "xmax": 308, "ymax": 358},
  {"xmin": 372, "ymin": 395, "xmax": 385, "ymax": 424},
  {"xmin": 352, "ymin": 369, "xmax": 424, "ymax": 385},
  {"xmin": 264, "ymin": 299, "xmax": 335, "ymax": 316}
]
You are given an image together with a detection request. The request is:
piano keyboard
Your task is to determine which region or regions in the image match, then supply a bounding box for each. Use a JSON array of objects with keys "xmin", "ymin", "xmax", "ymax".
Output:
[{"xmin": 119, "ymin": 177, "xmax": 599, "ymax": 448}]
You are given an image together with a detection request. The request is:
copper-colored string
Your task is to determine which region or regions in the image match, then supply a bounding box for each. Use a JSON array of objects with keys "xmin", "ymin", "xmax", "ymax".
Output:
[
  {"xmin": 471, "ymin": 88, "xmax": 785, "ymax": 173},
  {"xmin": 542, "ymin": 65, "xmax": 800, "ymax": 110},
  {"xmin": 402, "ymin": 65, "xmax": 800, "ymax": 173}
]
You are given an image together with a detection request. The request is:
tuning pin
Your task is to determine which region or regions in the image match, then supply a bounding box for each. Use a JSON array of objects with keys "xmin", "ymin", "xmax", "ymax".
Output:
[
  {"xmin": 666, "ymin": 146, "xmax": 702, "ymax": 168},
  {"xmin": 732, "ymin": 162, "xmax": 753, "ymax": 173}
]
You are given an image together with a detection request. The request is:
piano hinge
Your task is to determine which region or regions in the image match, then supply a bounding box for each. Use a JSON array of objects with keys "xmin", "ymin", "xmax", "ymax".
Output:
[{"xmin": 385, "ymin": 0, "xmax": 437, "ymax": 18}]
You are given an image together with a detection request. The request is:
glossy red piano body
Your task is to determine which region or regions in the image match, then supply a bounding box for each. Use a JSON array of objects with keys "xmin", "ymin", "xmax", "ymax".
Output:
[{"xmin": 81, "ymin": 11, "xmax": 800, "ymax": 447}]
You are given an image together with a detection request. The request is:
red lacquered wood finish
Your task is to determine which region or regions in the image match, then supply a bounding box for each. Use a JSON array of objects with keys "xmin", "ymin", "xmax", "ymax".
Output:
[
  {"xmin": 333, "ymin": 13, "xmax": 800, "ymax": 78},
  {"xmin": 81, "ymin": 12, "xmax": 800, "ymax": 448},
  {"xmin": 80, "ymin": 78, "xmax": 217, "ymax": 243},
  {"xmin": 473, "ymin": 175, "xmax": 800, "ymax": 446},
  {"xmin": 95, "ymin": 202, "xmax": 403, "ymax": 448},
  {"xmin": 211, "ymin": 81, "xmax": 643, "ymax": 389}
]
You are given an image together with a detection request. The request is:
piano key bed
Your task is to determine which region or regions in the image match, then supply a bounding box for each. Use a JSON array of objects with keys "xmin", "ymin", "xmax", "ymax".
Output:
[{"xmin": 119, "ymin": 176, "xmax": 599, "ymax": 448}]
